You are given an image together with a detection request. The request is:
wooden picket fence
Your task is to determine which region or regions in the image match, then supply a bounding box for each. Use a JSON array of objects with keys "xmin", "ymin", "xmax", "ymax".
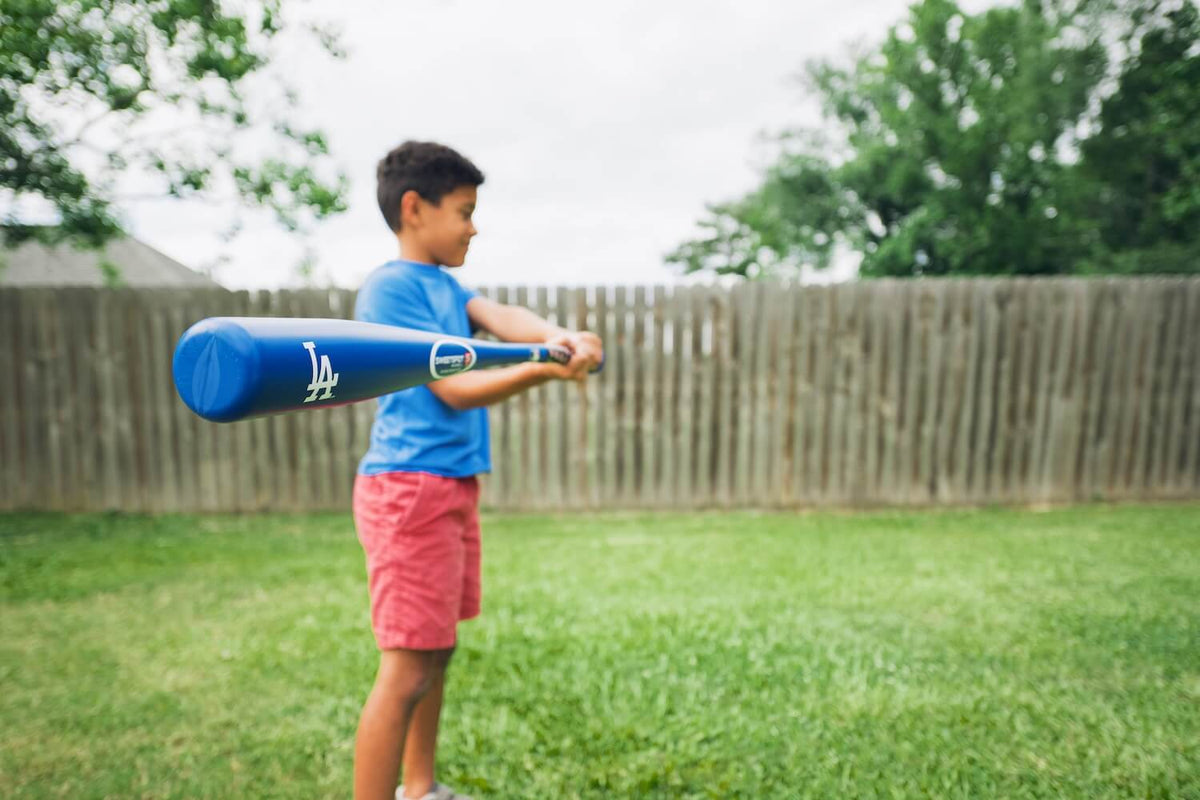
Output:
[{"xmin": 1, "ymin": 278, "xmax": 1198, "ymax": 512}]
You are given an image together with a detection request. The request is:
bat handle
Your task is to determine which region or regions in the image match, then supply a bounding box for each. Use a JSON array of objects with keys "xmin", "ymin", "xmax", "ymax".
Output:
[{"xmin": 542, "ymin": 344, "xmax": 605, "ymax": 374}]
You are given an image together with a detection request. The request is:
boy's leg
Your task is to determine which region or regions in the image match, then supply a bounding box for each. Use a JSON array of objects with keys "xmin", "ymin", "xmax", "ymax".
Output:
[
  {"xmin": 400, "ymin": 647, "xmax": 456, "ymax": 798},
  {"xmin": 353, "ymin": 472, "xmax": 480, "ymax": 799},
  {"xmin": 354, "ymin": 649, "xmax": 440, "ymax": 800}
]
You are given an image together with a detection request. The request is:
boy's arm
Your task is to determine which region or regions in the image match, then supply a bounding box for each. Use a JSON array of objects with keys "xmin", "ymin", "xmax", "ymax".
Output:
[
  {"xmin": 433, "ymin": 295, "xmax": 603, "ymax": 410},
  {"xmin": 466, "ymin": 295, "xmax": 603, "ymax": 367},
  {"xmin": 466, "ymin": 295, "xmax": 565, "ymax": 342},
  {"xmin": 427, "ymin": 361, "xmax": 578, "ymax": 411}
]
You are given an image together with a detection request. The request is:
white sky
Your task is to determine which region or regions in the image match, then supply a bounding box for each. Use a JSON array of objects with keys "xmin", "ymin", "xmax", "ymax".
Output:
[{"xmin": 125, "ymin": 0, "xmax": 936, "ymax": 290}]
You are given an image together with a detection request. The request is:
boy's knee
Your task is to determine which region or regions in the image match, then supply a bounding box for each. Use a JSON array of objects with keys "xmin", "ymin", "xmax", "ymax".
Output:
[
  {"xmin": 376, "ymin": 647, "xmax": 457, "ymax": 703},
  {"xmin": 395, "ymin": 670, "xmax": 436, "ymax": 703},
  {"xmin": 377, "ymin": 651, "xmax": 441, "ymax": 704}
]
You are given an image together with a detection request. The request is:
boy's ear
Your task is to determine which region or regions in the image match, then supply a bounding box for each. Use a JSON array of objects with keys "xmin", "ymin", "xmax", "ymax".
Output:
[{"xmin": 399, "ymin": 189, "xmax": 422, "ymax": 227}]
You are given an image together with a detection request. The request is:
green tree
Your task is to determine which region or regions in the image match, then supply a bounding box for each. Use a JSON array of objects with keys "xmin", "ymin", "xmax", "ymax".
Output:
[
  {"xmin": 669, "ymin": 0, "xmax": 1198, "ymax": 278},
  {"xmin": 1075, "ymin": 0, "xmax": 1200, "ymax": 274},
  {"xmin": 0, "ymin": 0, "xmax": 348, "ymax": 254}
]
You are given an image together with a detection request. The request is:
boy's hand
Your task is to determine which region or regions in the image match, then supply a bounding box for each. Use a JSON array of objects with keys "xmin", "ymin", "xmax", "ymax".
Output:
[
  {"xmin": 564, "ymin": 331, "xmax": 603, "ymax": 370},
  {"xmin": 544, "ymin": 331, "xmax": 603, "ymax": 382}
]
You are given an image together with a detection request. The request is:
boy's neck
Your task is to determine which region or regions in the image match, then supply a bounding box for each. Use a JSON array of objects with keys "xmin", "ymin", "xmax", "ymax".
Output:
[{"xmin": 397, "ymin": 234, "xmax": 438, "ymax": 267}]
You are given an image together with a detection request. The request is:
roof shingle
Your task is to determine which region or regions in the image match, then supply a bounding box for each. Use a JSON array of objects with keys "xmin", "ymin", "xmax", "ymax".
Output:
[{"xmin": 0, "ymin": 236, "xmax": 223, "ymax": 288}]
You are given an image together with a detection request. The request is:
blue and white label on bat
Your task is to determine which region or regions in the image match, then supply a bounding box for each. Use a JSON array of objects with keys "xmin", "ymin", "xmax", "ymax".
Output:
[
  {"xmin": 430, "ymin": 339, "xmax": 477, "ymax": 379},
  {"xmin": 303, "ymin": 341, "xmax": 339, "ymax": 402}
]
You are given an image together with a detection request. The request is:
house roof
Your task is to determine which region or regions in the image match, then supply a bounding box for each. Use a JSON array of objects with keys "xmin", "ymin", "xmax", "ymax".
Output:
[{"xmin": 0, "ymin": 234, "xmax": 223, "ymax": 288}]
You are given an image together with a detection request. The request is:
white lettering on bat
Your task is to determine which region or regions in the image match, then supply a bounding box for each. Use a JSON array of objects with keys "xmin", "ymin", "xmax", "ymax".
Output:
[{"xmin": 303, "ymin": 341, "xmax": 339, "ymax": 402}]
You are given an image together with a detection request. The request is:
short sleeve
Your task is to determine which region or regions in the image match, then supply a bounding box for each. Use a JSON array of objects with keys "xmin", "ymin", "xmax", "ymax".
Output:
[
  {"xmin": 355, "ymin": 273, "xmax": 441, "ymax": 334},
  {"xmin": 454, "ymin": 279, "xmax": 477, "ymax": 306},
  {"xmin": 449, "ymin": 277, "xmax": 479, "ymax": 333}
]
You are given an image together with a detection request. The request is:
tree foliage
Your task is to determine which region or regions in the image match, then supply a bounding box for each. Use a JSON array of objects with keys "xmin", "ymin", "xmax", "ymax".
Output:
[
  {"xmin": 1077, "ymin": 0, "xmax": 1200, "ymax": 273},
  {"xmin": 0, "ymin": 0, "xmax": 348, "ymax": 251},
  {"xmin": 669, "ymin": 0, "xmax": 1200, "ymax": 278}
]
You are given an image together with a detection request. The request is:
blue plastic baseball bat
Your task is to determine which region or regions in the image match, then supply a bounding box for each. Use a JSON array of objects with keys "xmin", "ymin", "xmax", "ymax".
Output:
[{"xmin": 173, "ymin": 316, "xmax": 596, "ymax": 423}]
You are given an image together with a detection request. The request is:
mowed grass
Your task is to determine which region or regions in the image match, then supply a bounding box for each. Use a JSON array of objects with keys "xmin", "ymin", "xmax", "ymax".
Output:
[{"xmin": 1, "ymin": 505, "xmax": 1198, "ymax": 799}]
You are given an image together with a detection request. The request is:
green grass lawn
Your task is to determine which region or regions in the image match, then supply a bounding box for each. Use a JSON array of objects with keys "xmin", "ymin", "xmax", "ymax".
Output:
[{"xmin": 1, "ymin": 505, "xmax": 1198, "ymax": 799}]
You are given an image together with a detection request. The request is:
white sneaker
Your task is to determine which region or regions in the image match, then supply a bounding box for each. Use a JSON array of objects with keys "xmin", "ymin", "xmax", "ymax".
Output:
[{"xmin": 396, "ymin": 782, "xmax": 473, "ymax": 800}]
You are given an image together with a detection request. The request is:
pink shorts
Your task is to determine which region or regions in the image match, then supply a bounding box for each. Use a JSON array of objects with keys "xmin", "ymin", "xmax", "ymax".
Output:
[{"xmin": 352, "ymin": 471, "xmax": 482, "ymax": 651}]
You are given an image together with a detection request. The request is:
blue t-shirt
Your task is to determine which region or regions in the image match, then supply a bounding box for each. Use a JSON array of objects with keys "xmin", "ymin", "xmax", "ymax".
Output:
[{"xmin": 354, "ymin": 259, "xmax": 490, "ymax": 477}]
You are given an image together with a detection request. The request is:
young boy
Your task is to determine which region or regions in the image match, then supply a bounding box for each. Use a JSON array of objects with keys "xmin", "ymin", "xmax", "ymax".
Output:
[{"xmin": 351, "ymin": 141, "xmax": 602, "ymax": 800}]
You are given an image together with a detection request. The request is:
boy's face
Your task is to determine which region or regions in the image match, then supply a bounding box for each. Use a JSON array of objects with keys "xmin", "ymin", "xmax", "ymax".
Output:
[{"xmin": 406, "ymin": 185, "xmax": 478, "ymax": 267}]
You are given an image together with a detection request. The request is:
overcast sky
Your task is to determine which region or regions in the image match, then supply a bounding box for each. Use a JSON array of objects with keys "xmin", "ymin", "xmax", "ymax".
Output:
[{"xmin": 126, "ymin": 0, "xmax": 944, "ymax": 290}]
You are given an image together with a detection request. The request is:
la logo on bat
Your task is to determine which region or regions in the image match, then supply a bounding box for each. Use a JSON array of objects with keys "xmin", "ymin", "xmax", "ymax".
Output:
[
  {"xmin": 430, "ymin": 339, "xmax": 477, "ymax": 379},
  {"xmin": 303, "ymin": 341, "xmax": 339, "ymax": 402}
]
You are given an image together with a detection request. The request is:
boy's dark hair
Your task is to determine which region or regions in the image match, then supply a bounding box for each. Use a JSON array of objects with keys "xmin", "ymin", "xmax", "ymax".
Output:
[{"xmin": 377, "ymin": 141, "xmax": 485, "ymax": 232}]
